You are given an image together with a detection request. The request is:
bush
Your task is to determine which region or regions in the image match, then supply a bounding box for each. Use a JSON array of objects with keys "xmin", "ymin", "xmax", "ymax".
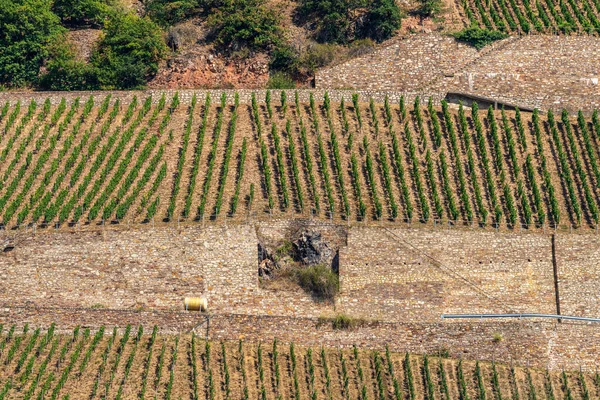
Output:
[
  {"xmin": 91, "ymin": 11, "xmax": 167, "ymax": 89},
  {"xmin": 144, "ymin": 0, "xmax": 198, "ymax": 27},
  {"xmin": 297, "ymin": 0, "xmax": 359, "ymax": 43},
  {"xmin": 269, "ymin": 45, "xmax": 298, "ymax": 72},
  {"xmin": 39, "ymin": 35, "xmax": 98, "ymax": 90},
  {"xmin": 318, "ymin": 313, "xmax": 366, "ymax": 330},
  {"xmin": 52, "ymin": 0, "xmax": 113, "ymax": 26},
  {"xmin": 453, "ymin": 26, "xmax": 508, "ymax": 49},
  {"xmin": 296, "ymin": 264, "xmax": 339, "ymax": 300},
  {"xmin": 207, "ymin": 0, "xmax": 281, "ymax": 52},
  {"xmin": 297, "ymin": 0, "xmax": 401, "ymax": 43},
  {"xmin": 360, "ymin": 0, "xmax": 402, "ymax": 42},
  {"xmin": 266, "ymin": 72, "xmax": 295, "ymax": 89},
  {"xmin": 416, "ymin": 0, "xmax": 443, "ymax": 17},
  {"xmin": 0, "ymin": 0, "xmax": 64, "ymax": 87}
]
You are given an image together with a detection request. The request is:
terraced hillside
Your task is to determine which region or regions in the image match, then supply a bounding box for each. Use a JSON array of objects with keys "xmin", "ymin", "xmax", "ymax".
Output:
[
  {"xmin": 458, "ymin": 0, "xmax": 600, "ymax": 33},
  {"xmin": 0, "ymin": 324, "xmax": 596, "ymax": 400},
  {"xmin": 1, "ymin": 91, "xmax": 600, "ymax": 230}
]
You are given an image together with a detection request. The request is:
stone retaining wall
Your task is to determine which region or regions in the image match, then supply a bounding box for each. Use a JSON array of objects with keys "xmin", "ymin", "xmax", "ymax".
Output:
[
  {"xmin": 2, "ymin": 223, "xmax": 600, "ymax": 369},
  {"xmin": 0, "ymin": 224, "xmax": 257, "ymax": 310},
  {"xmin": 316, "ymin": 33, "xmax": 600, "ymax": 112},
  {"xmin": 338, "ymin": 227, "xmax": 556, "ymax": 322},
  {"xmin": 0, "ymin": 89, "xmax": 445, "ymax": 107}
]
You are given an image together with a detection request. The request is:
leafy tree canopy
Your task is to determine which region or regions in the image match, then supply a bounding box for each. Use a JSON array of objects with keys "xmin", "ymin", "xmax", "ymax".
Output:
[
  {"xmin": 143, "ymin": 0, "xmax": 199, "ymax": 26},
  {"xmin": 39, "ymin": 35, "xmax": 98, "ymax": 90},
  {"xmin": 416, "ymin": 0, "xmax": 443, "ymax": 17},
  {"xmin": 361, "ymin": 0, "xmax": 402, "ymax": 42},
  {"xmin": 297, "ymin": 0, "xmax": 401, "ymax": 44},
  {"xmin": 52, "ymin": 0, "xmax": 115, "ymax": 26},
  {"xmin": 207, "ymin": 0, "xmax": 281, "ymax": 51},
  {"xmin": 0, "ymin": 0, "xmax": 64, "ymax": 87},
  {"xmin": 91, "ymin": 12, "xmax": 168, "ymax": 89}
]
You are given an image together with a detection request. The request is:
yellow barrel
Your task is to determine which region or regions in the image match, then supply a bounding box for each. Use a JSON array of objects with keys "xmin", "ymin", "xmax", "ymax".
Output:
[{"xmin": 184, "ymin": 297, "xmax": 207, "ymax": 312}]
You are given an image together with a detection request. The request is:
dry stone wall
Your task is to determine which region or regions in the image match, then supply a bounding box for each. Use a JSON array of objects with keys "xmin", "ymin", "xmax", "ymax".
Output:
[
  {"xmin": 554, "ymin": 234, "xmax": 600, "ymax": 318},
  {"xmin": 316, "ymin": 34, "xmax": 600, "ymax": 112},
  {"xmin": 0, "ymin": 225, "xmax": 257, "ymax": 310},
  {"xmin": 438, "ymin": 36, "xmax": 600, "ymax": 112},
  {"xmin": 2, "ymin": 222, "xmax": 600, "ymax": 369},
  {"xmin": 338, "ymin": 227, "xmax": 556, "ymax": 322},
  {"xmin": 316, "ymin": 34, "xmax": 480, "ymax": 92},
  {"xmin": 0, "ymin": 89, "xmax": 445, "ymax": 107}
]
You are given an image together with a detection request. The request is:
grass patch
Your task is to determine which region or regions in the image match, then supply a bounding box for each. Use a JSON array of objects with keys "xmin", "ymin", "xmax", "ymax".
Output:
[
  {"xmin": 318, "ymin": 313, "xmax": 367, "ymax": 330},
  {"xmin": 296, "ymin": 264, "xmax": 339, "ymax": 300}
]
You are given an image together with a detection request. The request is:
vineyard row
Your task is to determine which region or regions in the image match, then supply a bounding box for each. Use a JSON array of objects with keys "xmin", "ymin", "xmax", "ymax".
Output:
[{"xmin": 0, "ymin": 92, "xmax": 599, "ymax": 230}]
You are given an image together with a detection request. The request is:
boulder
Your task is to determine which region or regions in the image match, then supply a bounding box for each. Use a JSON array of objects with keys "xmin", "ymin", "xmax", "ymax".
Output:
[{"xmin": 293, "ymin": 230, "xmax": 334, "ymax": 266}]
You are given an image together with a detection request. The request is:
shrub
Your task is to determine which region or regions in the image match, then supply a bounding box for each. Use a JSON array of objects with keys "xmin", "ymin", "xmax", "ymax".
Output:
[
  {"xmin": 144, "ymin": 0, "xmax": 198, "ymax": 27},
  {"xmin": 297, "ymin": 0, "xmax": 359, "ymax": 43},
  {"xmin": 267, "ymin": 72, "xmax": 295, "ymax": 89},
  {"xmin": 0, "ymin": 0, "xmax": 64, "ymax": 87},
  {"xmin": 92, "ymin": 12, "xmax": 167, "ymax": 89},
  {"xmin": 318, "ymin": 313, "xmax": 366, "ymax": 330},
  {"xmin": 453, "ymin": 26, "xmax": 508, "ymax": 49},
  {"xmin": 417, "ymin": 0, "xmax": 443, "ymax": 16},
  {"xmin": 52, "ymin": 0, "xmax": 113, "ymax": 26},
  {"xmin": 207, "ymin": 0, "xmax": 281, "ymax": 52},
  {"xmin": 298, "ymin": 0, "xmax": 402, "ymax": 43},
  {"xmin": 296, "ymin": 264, "xmax": 339, "ymax": 300},
  {"xmin": 40, "ymin": 36, "xmax": 99, "ymax": 90},
  {"xmin": 360, "ymin": 0, "xmax": 402, "ymax": 42}
]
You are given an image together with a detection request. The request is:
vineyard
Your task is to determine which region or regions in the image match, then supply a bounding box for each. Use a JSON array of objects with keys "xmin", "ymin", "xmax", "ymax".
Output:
[
  {"xmin": 0, "ymin": 325, "xmax": 596, "ymax": 400},
  {"xmin": 458, "ymin": 0, "xmax": 600, "ymax": 33},
  {"xmin": 1, "ymin": 91, "xmax": 600, "ymax": 230}
]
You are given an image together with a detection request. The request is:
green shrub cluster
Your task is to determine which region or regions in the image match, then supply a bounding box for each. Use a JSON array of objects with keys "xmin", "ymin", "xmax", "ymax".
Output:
[
  {"xmin": 453, "ymin": 26, "xmax": 507, "ymax": 49},
  {"xmin": 389, "ymin": 128, "xmax": 413, "ymax": 220},
  {"xmin": 297, "ymin": 0, "xmax": 401, "ymax": 43},
  {"xmin": 439, "ymin": 151, "xmax": 459, "ymax": 221},
  {"xmin": 184, "ymin": 94, "xmax": 211, "ymax": 217},
  {"xmin": 296, "ymin": 264, "xmax": 339, "ymax": 300},
  {"xmin": 428, "ymin": 98, "xmax": 443, "ymax": 148}
]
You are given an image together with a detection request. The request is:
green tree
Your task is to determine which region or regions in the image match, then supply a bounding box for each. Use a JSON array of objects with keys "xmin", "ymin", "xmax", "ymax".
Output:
[
  {"xmin": 207, "ymin": 0, "xmax": 281, "ymax": 51},
  {"xmin": 0, "ymin": 0, "xmax": 64, "ymax": 87},
  {"xmin": 297, "ymin": 0, "xmax": 363, "ymax": 43},
  {"xmin": 91, "ymin": 12, "xmax": 168, "ymax": 89},
  {"xmin": 143, "ymin": 0, "xmax": 198, "ymax": 26},
  {"xmin": 298, "ymin": 0, "xmax": 401, "ymax": 43},
  {"xmin": 416, "ymin": 0, "xmax": 443, "ymax": 17},
  {"xmin": 39, "ymin": 35, "xmax": 98, "ymax": 90},
  {"xmin": 360, "ymin": 0, "xmax": 402, "ymax": 42},
  {"xmin": 52, "ymin": 0, "xmax": 114, "ymax": 26}
]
